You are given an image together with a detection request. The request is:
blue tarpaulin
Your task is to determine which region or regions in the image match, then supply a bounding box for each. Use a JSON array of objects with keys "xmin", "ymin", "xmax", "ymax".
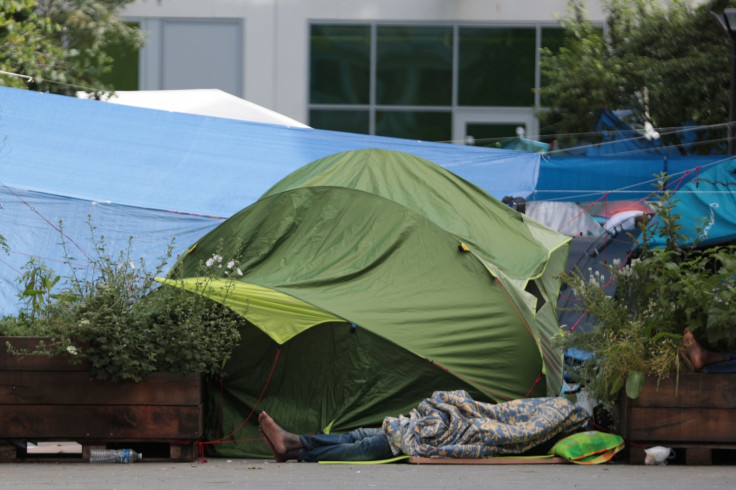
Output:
[
  {"xmin": 533, "ymin": 155, "xmax": 725, "ymax": 201},
  {"xmin": 0, "ymin": 87, "xmax": 539, "ymax": 314},
  {"xmin": 565, "ymin": 109, "xmax": 717, "ymax": 157},
  {"xmin": 530, "ymin": 109, "xmax": 724, "ymax": 201},
  {"xmin": 648, "ymin": 158, "xmax": 736, "ymax": 248}
]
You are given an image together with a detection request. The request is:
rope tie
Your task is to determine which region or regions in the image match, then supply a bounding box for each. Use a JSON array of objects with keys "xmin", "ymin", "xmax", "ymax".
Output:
[{"xmin": 194, "ymin": 346, "xmax": 282, "ymax": 463}]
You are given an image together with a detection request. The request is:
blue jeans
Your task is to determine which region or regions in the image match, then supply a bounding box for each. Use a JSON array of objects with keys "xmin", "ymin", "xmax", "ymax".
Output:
[
  {"xmin": 703, "ymin": 350, "xmax": 736, "ymax": 373},
  {"xmin": 297, "ymin": 428, "xmax": 393, "ymax": 462}
]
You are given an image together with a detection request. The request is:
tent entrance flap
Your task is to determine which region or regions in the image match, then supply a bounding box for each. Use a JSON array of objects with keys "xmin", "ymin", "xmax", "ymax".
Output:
[{"xmin": 156, "ymin": 278, "xmax": 343, "ymax": 344}]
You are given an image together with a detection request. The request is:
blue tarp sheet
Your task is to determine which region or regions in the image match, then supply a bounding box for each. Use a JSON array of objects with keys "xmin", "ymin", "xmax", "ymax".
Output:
[
  {"xmin": 584, "ymin": 109, "xmax": 673, "ymax": 157},
  {"xmin": 0, "ymin": 87, "xmax": 539, "ymax": 314},
  {"xmin": 566, "ymin": 109, "xmax": 717, "ymax": 157},
  {"xmin": 648, "ymin": 158, "xmax": 736, "ymax": 248},
  {"xmin": 533, "ymin": 155, "xmax": 726, "ymax": 201},
  {"xmin": 532, "ymin": 109, "xmax": 724, "ymax": 201}
]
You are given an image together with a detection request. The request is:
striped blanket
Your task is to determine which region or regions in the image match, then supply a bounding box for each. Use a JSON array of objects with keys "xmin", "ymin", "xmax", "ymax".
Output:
[{"xmin": 382, "ymin": 390, "xmax": 589, "ymax": 458}]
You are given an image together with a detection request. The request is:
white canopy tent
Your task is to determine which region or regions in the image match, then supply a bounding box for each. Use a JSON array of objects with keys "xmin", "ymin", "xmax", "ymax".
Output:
[{"xmin": 77, "ymin": 89, "xmax": 310, "ymax": 128}]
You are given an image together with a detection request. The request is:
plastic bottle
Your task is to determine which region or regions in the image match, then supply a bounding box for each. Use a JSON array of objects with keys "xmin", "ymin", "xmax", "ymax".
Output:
[{"xmin": 89, "ymin": 448, "xmax": 143, "ymax": 464}]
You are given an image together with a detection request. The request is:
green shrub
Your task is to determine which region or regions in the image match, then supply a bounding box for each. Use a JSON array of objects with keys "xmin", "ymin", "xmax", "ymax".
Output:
[
  {"xmin": 1, "ymin": 220, "xmax": 243, "ymax": 382},
  {"xmin": 558, "ymin": 174, "xmax": 736, "ymax": 403}
]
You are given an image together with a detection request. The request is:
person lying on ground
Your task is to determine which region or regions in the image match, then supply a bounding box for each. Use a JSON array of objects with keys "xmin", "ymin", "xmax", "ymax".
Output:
[
  {"xmin": 259, "ymin": 411, "xmax": 394, "ymax": 462},
  {"xmin": 258, "ymin": 390, "xmax": 589, "ymax": 462},
  {"xmin": 682, "ymin": 327, "xmax": 736, "ymax": 373}
]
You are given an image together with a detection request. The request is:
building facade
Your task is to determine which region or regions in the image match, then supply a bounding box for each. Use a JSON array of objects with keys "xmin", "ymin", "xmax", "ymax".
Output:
[{"xmin": 121, "ymin": 0, "xmax": 606, "ymax": 144}]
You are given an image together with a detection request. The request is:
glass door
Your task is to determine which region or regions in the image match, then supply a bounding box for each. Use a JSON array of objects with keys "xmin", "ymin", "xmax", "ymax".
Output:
[{"xmin": 453, "ymin": 108, "xmax": 538, "ymax": 146}]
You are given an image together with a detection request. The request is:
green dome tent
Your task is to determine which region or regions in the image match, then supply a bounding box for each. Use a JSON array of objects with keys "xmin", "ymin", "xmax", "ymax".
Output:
[{"xmin": 160, "ymin": 149, "xmax": 570, "ymax": 458}]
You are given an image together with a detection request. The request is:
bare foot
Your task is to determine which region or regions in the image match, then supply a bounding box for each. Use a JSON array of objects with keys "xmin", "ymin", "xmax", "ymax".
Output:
[
  {"xmin": 259, "ymin": 424, "xmax": 286, "ymax": 462},
  {"xmin": 258, "ymin": 411, "xmax": 303, "ymax": 462},
  {"xmin": 682, "ymin": 328, "xmax": 725, "ymax": 371}
]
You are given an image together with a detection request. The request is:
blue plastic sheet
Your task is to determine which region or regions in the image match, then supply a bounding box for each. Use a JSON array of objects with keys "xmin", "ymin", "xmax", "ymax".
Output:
[{"xmin": 0, "ymin": 87, "xmax": 539, "ymax": 314}]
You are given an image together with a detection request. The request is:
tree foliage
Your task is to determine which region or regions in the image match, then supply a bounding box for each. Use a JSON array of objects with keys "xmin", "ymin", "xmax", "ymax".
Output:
[
  {"xmin": 539, "ymin": 0, "xmax": 735, "ymax": 154},
  {"xmin": 0, "ymin": 0, "xmax": 65, "ymax": 90},
  {"xmin": 0, "ymin": 0, "xmax": 143, "ymax": 95}
]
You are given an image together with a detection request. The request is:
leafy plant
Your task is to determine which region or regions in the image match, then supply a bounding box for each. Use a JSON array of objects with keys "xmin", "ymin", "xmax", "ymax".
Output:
[
  {"xmin": 1, "ymin": 0, "xmax": 144, "ymax": 95},
  {"xmin": 1, "ymin": 219, "xmax": 244, "ymax": 382},
  {"xmin": 557, "ymin": 174, "xmax": 736, "ymax": 403}
]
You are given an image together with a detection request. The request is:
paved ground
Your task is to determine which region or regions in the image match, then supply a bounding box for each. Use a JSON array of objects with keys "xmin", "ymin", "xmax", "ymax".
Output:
[{"xmin": 1, "ymin": 458, "xmax": 734, "ymax": 489}]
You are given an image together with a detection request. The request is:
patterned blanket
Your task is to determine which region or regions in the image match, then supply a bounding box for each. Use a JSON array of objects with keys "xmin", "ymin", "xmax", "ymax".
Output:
[{"xmin": 382, "ymin": 390, "xmax": 589, "ymax": 458}]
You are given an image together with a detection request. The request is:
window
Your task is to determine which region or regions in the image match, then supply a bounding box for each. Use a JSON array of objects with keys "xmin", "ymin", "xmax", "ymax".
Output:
[
  {"xmin": 465, "ymin": 123, "xmax": 522, "ymax": 147},
  {"xmin": 540, "ymin": 27, "xmax": 568, "ymax": 108},
  {"xmin": 309, "ymin": 109, "xmax": 370, "ymax": 134},
  {"xmin": 308, "ymin": 22, "xmax": 562, "ymax": 141},
  {"xmin": 376, "ymin": 111, "xmax": 452, "ymax": 141},
  {"xmin": 376, "ymin": 26, "xmax": 452, "ymax": 106},
  {"xmin": 458, "ymin": 27, "xmax": 535, "ymax": 107},
  {"xmin": 310, "ymin": 25, "xmax": 370, "ymax": 105}
]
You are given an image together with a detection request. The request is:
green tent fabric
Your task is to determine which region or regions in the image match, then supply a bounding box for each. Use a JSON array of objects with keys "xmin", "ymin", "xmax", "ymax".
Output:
[{"xmin": 160, "ymin": 148, "xmax": 570, "ymax": 458}]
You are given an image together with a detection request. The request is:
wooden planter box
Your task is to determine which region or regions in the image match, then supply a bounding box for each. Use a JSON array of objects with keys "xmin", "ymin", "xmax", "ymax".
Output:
[
  {"xmin": 0, "ymin": 337, "xmax": 202, "ymax": 462},
  {"xmin": 618, "ymin": 373, "xmax": 736, "ymax": 465}
]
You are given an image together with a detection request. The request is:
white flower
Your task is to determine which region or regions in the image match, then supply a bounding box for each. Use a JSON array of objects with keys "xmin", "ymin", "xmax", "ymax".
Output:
[
  {"xmin": 66, "ymin": 345, "xmax": 78, "ymax": 356},
  {"xmin": 236, "ymin": 268, "xmax": 243, "ymax": 276},
  {"xmin": 128, "ymin": 261, "xmax": 135, "ymax": 270},
  {"xmin": 207, "ymin": 254, "xmax": 223, "ymax": 267},
  {"xmin": 227, "ymin": 261, "xmax": 235, "ymax": 269}
]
